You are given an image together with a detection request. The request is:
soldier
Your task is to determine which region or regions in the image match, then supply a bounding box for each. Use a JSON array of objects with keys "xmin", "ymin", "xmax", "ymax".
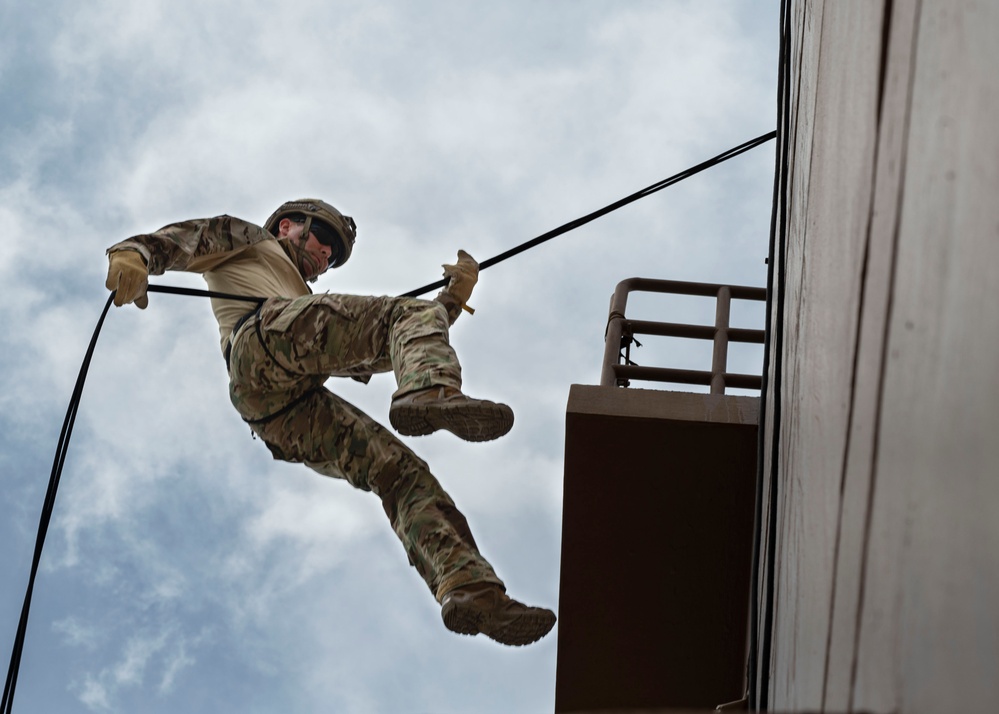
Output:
[{"xmin": 104, "ymin": 199, "xmax": 555, "ymax": 646}]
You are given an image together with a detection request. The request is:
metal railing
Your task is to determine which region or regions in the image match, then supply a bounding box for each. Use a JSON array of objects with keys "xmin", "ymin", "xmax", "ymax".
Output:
[{"xmin": 600, "ymin": 278, "xmax": 767, "ymax": 394}]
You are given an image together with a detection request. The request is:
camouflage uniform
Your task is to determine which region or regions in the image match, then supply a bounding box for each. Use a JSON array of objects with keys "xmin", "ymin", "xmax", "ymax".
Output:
[{"xmin": 108, "ymin": 217, "xmax": 504, "ymax": 602}]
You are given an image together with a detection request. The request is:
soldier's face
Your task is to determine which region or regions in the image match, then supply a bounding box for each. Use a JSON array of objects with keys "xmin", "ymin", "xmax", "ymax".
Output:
[{"xmin": 279, "ymin": 219, "xmax": 332, "ymax": 281}]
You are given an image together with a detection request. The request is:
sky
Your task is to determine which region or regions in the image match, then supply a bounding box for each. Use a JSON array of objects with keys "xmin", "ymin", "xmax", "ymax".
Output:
[{"xmin": 0, "ymin": 2, "xmax": 778, "ymax": 712}]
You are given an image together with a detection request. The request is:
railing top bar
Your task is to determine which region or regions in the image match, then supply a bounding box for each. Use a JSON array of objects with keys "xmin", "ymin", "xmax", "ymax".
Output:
[{"xmin": 614, "ymin": 277, "xmax": 767, "ymax": 301}]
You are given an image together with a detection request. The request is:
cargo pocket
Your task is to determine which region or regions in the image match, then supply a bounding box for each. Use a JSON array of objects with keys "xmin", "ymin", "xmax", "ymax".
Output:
[{"xmin": 259, "ymin": 296, "xmax": 317, "ymax": 334}]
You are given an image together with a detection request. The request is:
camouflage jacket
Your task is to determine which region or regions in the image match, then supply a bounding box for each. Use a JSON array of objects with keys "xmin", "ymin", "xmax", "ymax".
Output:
[{"xmin": 107, "ymin": 214, "xmax": 284, "ymax": 276}]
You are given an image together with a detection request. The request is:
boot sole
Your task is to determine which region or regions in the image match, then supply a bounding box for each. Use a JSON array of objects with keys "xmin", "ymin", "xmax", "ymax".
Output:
[
  {"xmin": 442, "ymin": 600, "xmax": 556, "ymax": 647},
  {"xmin": 389, "ymin": 401, "xmax": 514, "ymax": 442}
]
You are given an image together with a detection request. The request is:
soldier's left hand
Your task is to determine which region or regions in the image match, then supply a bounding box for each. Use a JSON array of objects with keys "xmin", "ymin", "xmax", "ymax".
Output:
[{"xmin": 442, "ymin": 250, "xmax": 479, "ymax": 311}]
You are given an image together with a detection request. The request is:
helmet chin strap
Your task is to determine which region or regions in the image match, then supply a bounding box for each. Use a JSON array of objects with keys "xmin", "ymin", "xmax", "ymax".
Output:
[{"xmin": 299, "ymin": 216, "xmax": 317, "ymax": 282}]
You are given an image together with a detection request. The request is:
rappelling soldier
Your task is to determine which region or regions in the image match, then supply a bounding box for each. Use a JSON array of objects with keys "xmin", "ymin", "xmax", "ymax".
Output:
[{"xmin": 104, "ymin": 198, "xmax": 556, "ymax": 646}]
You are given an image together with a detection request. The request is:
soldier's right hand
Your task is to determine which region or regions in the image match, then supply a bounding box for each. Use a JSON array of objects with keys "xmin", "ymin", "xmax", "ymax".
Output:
[{"xmin": 105, "ymin": 250, "xmax": 149, "ymax": 309}]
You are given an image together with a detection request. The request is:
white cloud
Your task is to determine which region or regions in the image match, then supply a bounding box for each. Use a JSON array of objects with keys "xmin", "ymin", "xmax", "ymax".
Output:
[
  {"xmin": 78, "ymin": 674, "xmax": 112, "ymax": 712},
  {"xmin": 68, "ymin": 626, "xmax": 207, "ymax": 711},
  {"xmin": 53, "ymin": 616, "xmax": 105, "ymax": 650},
  {"xmin": 157, "ymin": 640, "xmax": 196, "ymax": 694}
]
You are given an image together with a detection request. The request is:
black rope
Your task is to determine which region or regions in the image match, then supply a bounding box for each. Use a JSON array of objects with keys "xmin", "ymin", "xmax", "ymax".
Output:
[
  {"xmin": 2, "ymin": 131, "xmax": 777, "ymax": 711},
  {"xmin": 401, "ymin": 131, "xmax": 777, "ymax": 298},
  {"xmin": 146, "ymin": 284, "xmax": 266, "ymax": 303},
  {"xmin": 749, "ymin": 0, "xmax": 791, "ymax": 709},
  {"xmin": 2, "ymin": 293, "xmax": 116, "ymax": 714}
]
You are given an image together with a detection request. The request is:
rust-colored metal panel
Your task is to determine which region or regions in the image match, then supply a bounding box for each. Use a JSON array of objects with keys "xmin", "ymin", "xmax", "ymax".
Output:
[{"xmin": 556, "ymin": 386, "xmax": 759, "ymax": 713}]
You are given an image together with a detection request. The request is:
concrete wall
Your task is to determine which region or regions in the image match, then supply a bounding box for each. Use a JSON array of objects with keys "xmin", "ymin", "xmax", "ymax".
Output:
[{"xmin": 757, "ymin": 1, "xmax": 999, "ymax": 711}]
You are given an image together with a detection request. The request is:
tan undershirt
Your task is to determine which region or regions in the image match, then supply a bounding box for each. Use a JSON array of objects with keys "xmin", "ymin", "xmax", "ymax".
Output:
[{"xmin": 203, "ymin": 240, "xmax": 310, "ymax": 352}]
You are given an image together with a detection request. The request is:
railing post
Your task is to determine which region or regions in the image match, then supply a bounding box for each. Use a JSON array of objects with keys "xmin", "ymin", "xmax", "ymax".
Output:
[
  {"xmin": 601, "ymin": 312, "xmax": 625, "ymax": 387},
  {"xmin": 601, "ymin": 281, "xmax": 637, "ymax": 387},
  {"xmin": 710, "ymin": 286, "xmax": 732, "ymax": 395}
]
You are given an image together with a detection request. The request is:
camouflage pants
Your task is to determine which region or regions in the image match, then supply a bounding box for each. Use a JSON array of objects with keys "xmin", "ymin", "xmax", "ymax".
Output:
[{"xmin": 227, "ymin": 293, "xmax": 504, "ymax": 601}]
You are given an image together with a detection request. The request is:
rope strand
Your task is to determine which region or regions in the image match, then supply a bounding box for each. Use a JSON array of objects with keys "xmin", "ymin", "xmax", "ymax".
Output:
[
  {"xmin": 2, "ymin": 293, "xmax": 116, "ymax": 714},
  {"xmin": 402, "ymin": 131, "xmax": 776, "ymax": 298}
]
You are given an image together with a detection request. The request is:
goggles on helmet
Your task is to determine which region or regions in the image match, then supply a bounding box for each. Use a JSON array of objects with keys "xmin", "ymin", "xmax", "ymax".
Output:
[{"xmin": 294, "ymin": 217, "xmax": 343, "ymax": 267}]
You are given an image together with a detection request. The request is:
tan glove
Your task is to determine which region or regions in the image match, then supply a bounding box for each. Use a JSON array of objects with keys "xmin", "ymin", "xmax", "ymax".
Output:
[
  {"xmin": 441, "ymin": 250, "xmax": 478, "ymax": 312},
  {"xmin": 105, "ymin": 250, "xmax": 149, "ymax": 309}
]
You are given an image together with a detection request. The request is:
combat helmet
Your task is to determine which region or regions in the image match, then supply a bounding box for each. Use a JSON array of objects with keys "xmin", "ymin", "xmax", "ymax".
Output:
[{"xmin": 264, "ymin": 198, "xmax": 356, "ymax": 269}]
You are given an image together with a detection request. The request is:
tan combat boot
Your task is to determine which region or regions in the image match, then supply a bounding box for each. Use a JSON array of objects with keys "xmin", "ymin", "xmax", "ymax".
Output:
[
  {"xmin": 441, "ymin": 583, "xmax": 556, "ymax": 647},
  {"xmin": 389, "ymin": 386, "xmax": 514, "ymax": 442}
]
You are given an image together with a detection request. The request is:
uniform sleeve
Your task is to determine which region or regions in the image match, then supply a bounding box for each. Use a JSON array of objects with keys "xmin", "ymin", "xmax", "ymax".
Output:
[{"xmin": 106, "ymin": 215, "xmax": 275, "ymax": 276}]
